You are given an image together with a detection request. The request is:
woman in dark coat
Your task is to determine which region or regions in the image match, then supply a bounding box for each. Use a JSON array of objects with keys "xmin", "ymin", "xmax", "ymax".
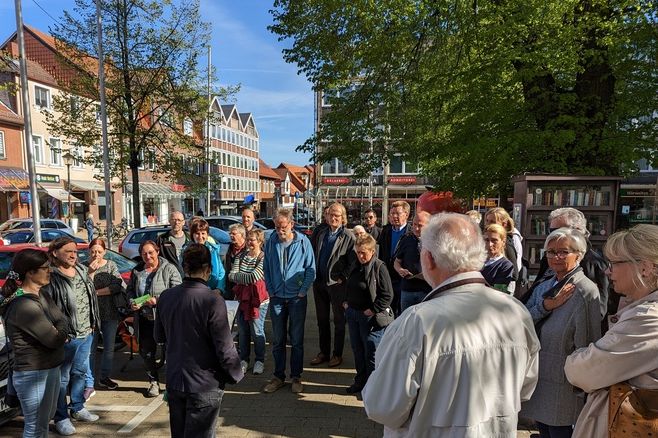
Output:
[{"xmin": 342, "ymin": 234, "xmax": 394, "ymax": 394}]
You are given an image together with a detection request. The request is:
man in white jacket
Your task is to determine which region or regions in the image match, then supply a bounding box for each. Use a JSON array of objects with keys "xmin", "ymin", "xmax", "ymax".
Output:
[{"xmin": 362, "ymin": 213, "xmax": 540, "ymax": 438}]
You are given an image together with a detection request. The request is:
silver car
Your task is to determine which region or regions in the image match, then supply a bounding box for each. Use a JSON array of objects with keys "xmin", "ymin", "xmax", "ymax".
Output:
[
  {"xmin": 118, "ymin": 225, "xmax": 230, "ymax": 262},
  {"xmin": 0, "ymin": 218, "xmax": 75, "ymax": 236}
]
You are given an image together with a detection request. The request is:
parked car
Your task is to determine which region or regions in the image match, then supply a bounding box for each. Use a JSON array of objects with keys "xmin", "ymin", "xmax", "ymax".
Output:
[
  {"xmin": 0, "ymin": 218, "xmax": 76, "ymax": 236},
  {"xmin": 256, "ymin": 217, "xmax": 312, "ymax": 237},
  {"xmin": 0, "ymin": 228, "xmax": 86, "ymax": 246},
  {"xmin": 255, "ymin": 217, "xmax": 275, "ymax": 229},
  {"xmin": 118, "ymin": 225, "xmax": 231, "ymax": 261},
  {"xmin": 205, "ymin": 215, "xmax": 274, "ymax": 240}
]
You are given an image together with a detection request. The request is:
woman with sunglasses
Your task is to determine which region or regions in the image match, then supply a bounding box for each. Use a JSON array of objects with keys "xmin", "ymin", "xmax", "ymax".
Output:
[
  {"xmin": 0, "ymin": 249, "xmax": 70, "ymax": 437},
  {"xmin": 521, "ymin": 227, "xmax": 601, "ymax": 438},
  {"xmin": 565, "ymin": 224, "xmax": 658, "ymax": 436}
]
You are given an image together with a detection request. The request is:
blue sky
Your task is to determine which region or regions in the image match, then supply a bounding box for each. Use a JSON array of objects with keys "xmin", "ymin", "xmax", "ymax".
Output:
[{"xmin": 0, "ymin": 0, "xmax": 313, "ymax": 168}]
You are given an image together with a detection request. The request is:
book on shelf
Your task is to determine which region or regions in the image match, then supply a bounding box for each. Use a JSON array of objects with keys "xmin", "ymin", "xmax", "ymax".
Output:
[{"xmin": 531, "ymin": 186, "xmax": 612, "ymax": 207}]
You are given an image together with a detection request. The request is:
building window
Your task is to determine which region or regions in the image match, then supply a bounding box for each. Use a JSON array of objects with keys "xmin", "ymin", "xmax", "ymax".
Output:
[
  {"xmin": 50, "ymin": 138, "xmax": 62, "ymax": 165},
  {"xmin": 73, "ymin": 145, "xmax": 84, "ymax": 168},
  {"xmin": 184, "ymin": 119, "xmax": 193, "ymax": 136},
  {"xmin": 148, "ymin": 149, "xmax": 155, "ymax": 171},
  {"xmin": 0, "ymin": 131, "xmax": 5, "ymax": 159},
  {"xmin": 32, "ymin": 136, "xmax": 43, "ymax": 164},
  {"xmin": 389, "ymin": 156, "xmax": 403, "ymax": 174},
  {"xmin": 34, "ymin": 86, "xmax": 50, "ymax": 109}
]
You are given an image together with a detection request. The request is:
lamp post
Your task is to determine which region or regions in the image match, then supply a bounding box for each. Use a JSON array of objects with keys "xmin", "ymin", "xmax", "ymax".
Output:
[{"xmin": 62, "ymin": 151, "xmax": 75, "ymax": 225}]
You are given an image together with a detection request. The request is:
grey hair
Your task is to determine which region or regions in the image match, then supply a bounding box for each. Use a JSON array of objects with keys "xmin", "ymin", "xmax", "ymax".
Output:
[
  {"xmin": 420, "ymin": 213, "xmax": 487, "ymax": 273},
  {"xmin": 228, "ymin": 223, "xmax": 246, "ymax": 237},
  {"xmin": 275, "ymin": 208, "xmax": 294, "ymax": 222},
  {"xmin": 544, "ymin": 227, "xmax": 588, "ymax": 264},
  {"xmin": 352, "ymin": 225, "xmax": 366, "ymax": 234},
  {"xmin": 548, "ymin": 208, "xmax": 590, "ymax": 238}
]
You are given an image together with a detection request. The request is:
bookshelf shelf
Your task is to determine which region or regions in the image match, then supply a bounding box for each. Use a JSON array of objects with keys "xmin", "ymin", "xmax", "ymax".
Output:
[{"xmin": 513, "ymin": 174, "xmax": 621, "ymax": 275}]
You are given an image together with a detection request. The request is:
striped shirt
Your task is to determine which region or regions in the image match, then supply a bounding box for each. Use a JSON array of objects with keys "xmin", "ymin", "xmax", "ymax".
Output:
[{"xmin": 228, "ymin": 253, "xmax": 265, "ymax": 285}]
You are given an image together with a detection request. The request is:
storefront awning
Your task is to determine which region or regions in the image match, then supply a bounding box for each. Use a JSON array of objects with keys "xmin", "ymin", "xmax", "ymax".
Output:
[
  {"xmin": 0, "ymin": 167, "xmax": 31, "ymax": 192},
  {"xmin": 42, "ymin": 186, "xmax": 85, "ymax": 203},
  {"xmin": 71, "ymin": 180, "xmax": 116, "ymax": 192},
  {"xmin": 126, "ymin": 182, "xmax": 186, "ymax": 199}
]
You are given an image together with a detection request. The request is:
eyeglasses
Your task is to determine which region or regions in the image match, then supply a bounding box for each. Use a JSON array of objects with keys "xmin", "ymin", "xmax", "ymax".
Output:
[
  {"xmin": 38, "ymin": 265, "xmax": 50, "ymax": 271},
  {"xmin": 607, "ymin": 260, "xmax": 638, "ymax": 269},
  {"xmin": 545, "ymin": 250, "xmax": 576, "ymax": 259}
]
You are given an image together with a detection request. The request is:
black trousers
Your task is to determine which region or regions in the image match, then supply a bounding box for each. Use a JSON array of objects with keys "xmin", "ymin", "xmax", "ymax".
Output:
[
  {"xmin": 168, "ymin": 388, "xmax": 224, "ymax": 438},
  {"xmin": 391, "ymin": 278, "xmax": 401, "ymax": 317},
  {"xmin": 313, "ymin": 282, "xmax": 346, "ymax": 358},
  {"xmin": 137, "ymin": 316, "xmax": 162, "ymax": 382}
]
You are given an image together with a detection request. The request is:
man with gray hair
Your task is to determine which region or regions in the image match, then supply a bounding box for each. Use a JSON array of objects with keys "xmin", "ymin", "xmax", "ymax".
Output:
[
  {"xmin": 362, "ymin": 213, "xmax": 539, "ymax": 437},
  {"xmin": 527, "ymin": 207, "xmax": 610, "ymax": 320}
]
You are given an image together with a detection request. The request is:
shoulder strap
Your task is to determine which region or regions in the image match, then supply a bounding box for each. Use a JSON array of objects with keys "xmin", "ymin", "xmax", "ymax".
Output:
[{"xmin": 424, "ymin": 278, "xmax": 488, "ymax": 302}]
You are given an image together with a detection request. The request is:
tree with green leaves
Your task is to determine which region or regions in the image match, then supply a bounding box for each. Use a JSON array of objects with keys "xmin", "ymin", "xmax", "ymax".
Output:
[
  {"xmin": 270, "ymin": 0, "xmax": 657, "ymax": 197},
  {"xmin": 45, "ymin": 0, "xmax": 224, "ymax": 227}
]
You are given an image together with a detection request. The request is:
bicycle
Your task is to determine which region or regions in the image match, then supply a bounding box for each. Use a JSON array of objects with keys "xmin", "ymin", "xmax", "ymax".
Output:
[{"xmin": 94, "ymin": 219, "xmax": 131, "ymax": 241}]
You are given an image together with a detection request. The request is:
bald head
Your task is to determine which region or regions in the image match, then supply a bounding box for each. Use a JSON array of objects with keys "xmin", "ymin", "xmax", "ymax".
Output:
[{"xmin": 420, "ymin": 213, "xmax": 486, "ymax": 286}]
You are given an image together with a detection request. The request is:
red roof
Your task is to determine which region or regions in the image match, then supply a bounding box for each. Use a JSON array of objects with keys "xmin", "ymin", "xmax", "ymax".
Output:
[
  {"xmin": 0, "ymin": 100, "xmax": 23, "ymax": 126},
  {"xmin": 259, "ymin": 159, "xmax": 280, "ymax": 180}
]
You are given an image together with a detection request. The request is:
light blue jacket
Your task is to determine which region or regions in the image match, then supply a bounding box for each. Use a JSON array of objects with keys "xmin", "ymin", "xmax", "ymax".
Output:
[
  {"xmin": 183, "ymin": 241, "xmax": 225, "ymax": 292},
  {"xmin": 264, "ymin": 231, "xmax": 315, "ymax": 299}
]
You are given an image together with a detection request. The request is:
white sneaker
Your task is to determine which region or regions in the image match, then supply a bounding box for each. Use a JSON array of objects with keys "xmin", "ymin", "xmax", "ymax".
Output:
[
  {"xmin": 55, "ymin": 418, "xmax": 76, "ymax": 435},
  {"xmin": 253, "ymin": 361, "xmax": 264, "ymax": 375},
  {"xmin": 240, "ymin": 360, "xmax": 248, "ymax": 374},
  {"xmin": 71, "ymin": 408, "xmax": 99, "ymax": 422}
]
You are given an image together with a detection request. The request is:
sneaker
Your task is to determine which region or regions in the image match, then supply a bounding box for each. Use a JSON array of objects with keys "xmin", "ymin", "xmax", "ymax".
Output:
[
  {"xmin": 262, "ymin": 377, "xmax": 285, "ymax": 393},
  {"xmin": 146, "ymin": 381, "xmax": 160, "ymax": 398},
  {"xmin": 240, "ymin": 360, "xmax": 248, "ymax": 374},
  {"xmin": 291, "ymin": 378, "xmax": 303, "ymax": 393},
  {"xmin": 253, "ymin": 361, "xmax": 264, "ymax": 375},
  {"xmin": 71, "ymin": 408, "xmax": 99, "ymax": 422},
  {"xmin": 55, "ymin": 418, "xmax": 76, "ymax": 435},
  {"xmin": 97, "ymin": 377, "xmax": 119, "ymax": 390},
  {"xmin": 83, "ymin": 387, "xmax": 96, "ymax": 401}
]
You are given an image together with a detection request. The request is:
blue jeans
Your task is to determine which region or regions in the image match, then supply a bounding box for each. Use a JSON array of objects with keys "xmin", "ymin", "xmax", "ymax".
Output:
[
  {"xmin": 55, "ymin": 333, "xmax": 94, "ymax": 421},
  {"xmin": 13, "ymin": 366, "xmax": 61, "ymax": 437},
  {"xmin": 237, "ymin": 301, "xmax": 269, "ymax": 363},
  {"xmin": 400, "ymin": 290, "xmax": 429, "ymax": 313},
  {"xmin": 90, "ymin": 319, "xmax": 119, "ymax": 381},
  {"xmin": 269, "ymin": 295, "xmax": 307, "ymax": 381},
  {"xmin": 345, "ymin": 307, "xmax": 385, "ymax": 389}
]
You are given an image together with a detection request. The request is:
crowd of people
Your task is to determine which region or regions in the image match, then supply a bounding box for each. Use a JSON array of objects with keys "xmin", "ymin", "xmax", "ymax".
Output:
[{"xmin": 2, "ymin": 200, "xmax": 658, "ymax": 438}]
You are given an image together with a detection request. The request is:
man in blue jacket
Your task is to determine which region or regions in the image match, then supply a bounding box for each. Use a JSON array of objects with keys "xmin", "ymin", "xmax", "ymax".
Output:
[{"xmin": 263, "ymin": 208, "xmax": 316, "ymax": 393}]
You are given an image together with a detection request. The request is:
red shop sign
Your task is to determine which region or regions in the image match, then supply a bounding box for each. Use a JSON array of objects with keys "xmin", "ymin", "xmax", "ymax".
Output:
[
  {"xmin": 171, "ymin": 184, "xmax": 187, "ymax": 192},
  {"xmin": 323, "ymin": 177, "xmax": 350, "ymax": 185},
  {"xmin": 389, "ymin": 176, "xmax": 417, "ymax": 185}
]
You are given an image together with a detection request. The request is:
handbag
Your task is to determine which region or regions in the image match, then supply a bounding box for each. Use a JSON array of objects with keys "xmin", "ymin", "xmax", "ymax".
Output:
[{"xmin": 608, "ymin": 382, "xmax": 658, "ymax": 437}]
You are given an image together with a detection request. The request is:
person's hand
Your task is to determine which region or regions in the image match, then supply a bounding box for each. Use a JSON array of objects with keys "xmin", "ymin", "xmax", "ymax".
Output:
[
  {"xmin": 363, "ymin": 309, "xmax": 374, "ymax": 317},
  {"xmin": 543, "ymin": 283, "xmax": 575, "ymax": 311},
  {"xmin": 145, "ymin": 297, "xmax": 157, "ymax": 307},
  {"xmin": 88, "ymin": 259, "xmax": 102, "ymax": 272},
  {"xmin": 342, "ymin": 302, "xmax": 348, "ymax": 309},
  {"xmin": 397, "ymin": 267, "xmax": 412, "ymax": 278},
  {"xmin": 297, "ymin": 293, "xmax": 305, "ymax": 298},
  {"xmin": 335, "ymin": 278, "xmax": 343, "ymax": 284},
  {"xmin": 130, "ymin": 303, "xmax": 141, "ymax": 311}
]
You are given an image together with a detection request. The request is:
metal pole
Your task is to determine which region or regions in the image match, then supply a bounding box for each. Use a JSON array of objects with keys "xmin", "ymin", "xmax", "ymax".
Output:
[
  {"xmin": 67, "ymin": 163, "xmax": 71, "ymax": 221},
  {"xmin": 14, "ymin": 0, "xmax": 42, "ymax": 243},
  {"xmin": 206, "ymin": 45, "xmax": 212, "ymax": 215},
  {"xmin": 97, "ymin": 0, "xmax": 113, "ymax": 248}
]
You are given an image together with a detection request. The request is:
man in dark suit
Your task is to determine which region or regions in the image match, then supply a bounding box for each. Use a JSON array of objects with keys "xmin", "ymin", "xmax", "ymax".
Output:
[
  {"xmin": 377, "ymin": 201, "xmax": 412, "ymax": 316},
  {"xmin": 155, "ymin": 243, "xmax": 243, "ymax": 438},
  {"xmin": 363, "ymin": 208, "xmax": 381, "ymax": 241}
]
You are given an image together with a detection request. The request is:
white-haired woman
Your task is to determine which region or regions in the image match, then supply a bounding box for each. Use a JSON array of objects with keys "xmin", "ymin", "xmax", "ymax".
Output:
[
  {"xmin": 521, "ymin": 228, "xmax": 601, "ymax": 438},
  {"xmin": 565, "ymin": 224, "xmax": 658, "ymax": 437}
]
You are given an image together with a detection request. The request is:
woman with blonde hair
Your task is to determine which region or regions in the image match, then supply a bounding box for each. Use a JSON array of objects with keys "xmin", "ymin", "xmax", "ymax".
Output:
[
  {"xmin": 565, "ymin": 224, "xmax": 658, "ymax": 437},
  {"xmin": 485, "ymin": 207, "xmax": 523, "ymax": 272}
]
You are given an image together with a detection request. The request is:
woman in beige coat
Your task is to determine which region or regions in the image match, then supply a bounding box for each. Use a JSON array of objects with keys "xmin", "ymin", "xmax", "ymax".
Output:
[{"xmin": 565, "ymin": 224, "xmax": 658, "ymax": 437}]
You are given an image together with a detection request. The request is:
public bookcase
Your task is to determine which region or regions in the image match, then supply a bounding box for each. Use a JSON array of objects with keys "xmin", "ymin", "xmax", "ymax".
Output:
[{"xmin": 512, "ymin": 174, "xmax": 621, "ymax": 275}]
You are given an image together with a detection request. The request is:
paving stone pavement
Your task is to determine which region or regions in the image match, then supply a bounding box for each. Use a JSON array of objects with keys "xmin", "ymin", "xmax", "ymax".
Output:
[{"xmin": 1, "ymin": 289, "xmax": 538, "ymax": 437}]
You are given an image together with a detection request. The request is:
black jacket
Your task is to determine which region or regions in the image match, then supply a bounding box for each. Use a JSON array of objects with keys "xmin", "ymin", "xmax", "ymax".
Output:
[
  {"xmin": 377, "ymin": 223, "xmax": 413, "ymax": 284},
  {"xmin": 155, "ymin": 230, "xmax": 191, "ymax": 275},
  {"xmin": 365, "ymin": 225, "xmax": 381, "ymax": 241},
  {"xmin": 527, "ymin": 242, "xmax": 609, "ymax": 319},
  {"xmin": 154, "ymin": 278, "xmax": 243, "ymax": 392},
  {"xmin": 42, "ymin": 264, "xmax": 100, "ymax": 339},
  {"xmin": 311, "ymin": 226, "xmax": 356, "ymax": 286}
]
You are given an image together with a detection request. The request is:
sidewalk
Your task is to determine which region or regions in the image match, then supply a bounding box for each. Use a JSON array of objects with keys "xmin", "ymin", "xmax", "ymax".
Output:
[{"xmin": 1, "ymin": 290, "xmax": 537, "ymax": 437}]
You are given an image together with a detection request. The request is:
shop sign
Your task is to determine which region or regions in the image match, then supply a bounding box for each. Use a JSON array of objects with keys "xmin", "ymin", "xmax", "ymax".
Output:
[
  {"xmin": 352, "ymin": 176, "xmax": 383, "ymax": 186},
  {"xmin": 323, "ymin": 177, "xmax": 350, "ymax": 185},
  {"xmin": 36, "ymin": 173, "xmax": 61, "ymax": 184},
  {"xmin": 473, "ymin": 197, "xmax": 499, "ymax": 208},
  {"xmin": 620, "ymin": 189, "xmax": 654, "ymax": 197},
  {"xmin": 388, "ymin": 176, "xmax": 417, "ymax": 185},
  {"xmin": 171, "ymin": 183, "xmax": 187, "ymax": 192}
]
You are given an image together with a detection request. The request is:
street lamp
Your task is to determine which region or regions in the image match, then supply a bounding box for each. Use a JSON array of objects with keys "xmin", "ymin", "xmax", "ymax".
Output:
[{"xmin": 62, "ymin": 151, "xmax": 75, "ymax": 224}]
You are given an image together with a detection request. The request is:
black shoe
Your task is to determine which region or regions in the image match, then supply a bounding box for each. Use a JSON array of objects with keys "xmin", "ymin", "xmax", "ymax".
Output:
[
  {"xmin": 346, "ymin": 384, "xmax": 362, "ymax": 394},
  {"xmin": 97, "ymin": 377, "xmax": 119, "ymax": 390}
]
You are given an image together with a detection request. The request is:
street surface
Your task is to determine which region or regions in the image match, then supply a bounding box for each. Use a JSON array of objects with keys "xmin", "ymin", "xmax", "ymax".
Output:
[{"xmin": 1, "ymin": 287, "xmax": 538, "ymax": 437}]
